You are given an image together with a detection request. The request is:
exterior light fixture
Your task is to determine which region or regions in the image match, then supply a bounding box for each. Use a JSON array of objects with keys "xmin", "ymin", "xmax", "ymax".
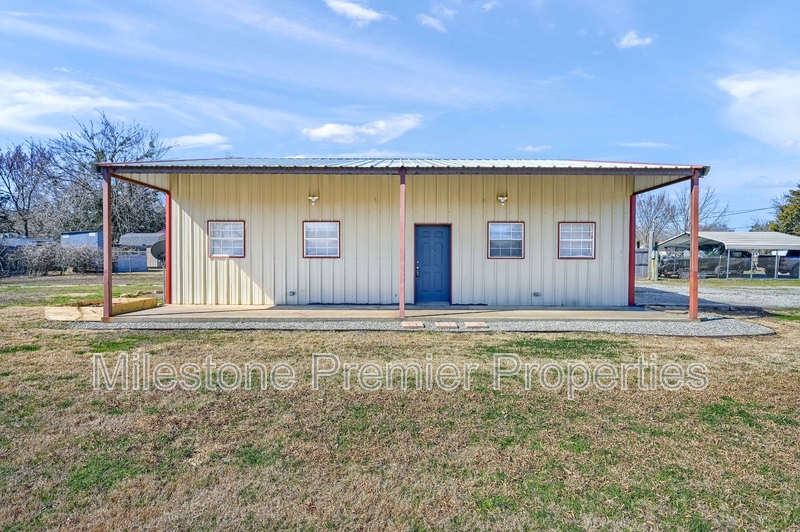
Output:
[
  {"xmin": 497, "ymin": 196, "xmax": 508, "ymax": 206},
  {"xmin": 308, "ymin": 196, "xmax": 319, "ymax": 206}
]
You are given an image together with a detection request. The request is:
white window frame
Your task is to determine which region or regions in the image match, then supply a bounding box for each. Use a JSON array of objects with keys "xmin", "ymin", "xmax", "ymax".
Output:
[
  {"xmin": 488, "ymin": 222, "xmax": 525, "ymax": 259},
  {"xmin": 303, "ymin": 221, "xmax": 340, "ymax": 258},
  {"xmin": 208, "ymin": 220, "xmax": 245, "ymax": 258},
  {"xmin": 558, "ymin": 222, "xmax": 596, "ymax": 259}
]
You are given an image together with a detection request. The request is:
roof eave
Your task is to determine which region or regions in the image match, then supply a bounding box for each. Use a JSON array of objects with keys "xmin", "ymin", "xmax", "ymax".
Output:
[{"xmin": 104, "ymin": 164, "xmax": 699, "ymax": 177}]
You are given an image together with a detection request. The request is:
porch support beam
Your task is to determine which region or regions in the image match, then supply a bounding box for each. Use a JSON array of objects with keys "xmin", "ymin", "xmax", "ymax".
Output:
[
  {"xmin": 102, "ymin": 167, "xmax": 113, "ymax": 319},
  {"xmin": 628, "ymin": 194, "xmax": 636, "ymax": 306},
  {"xmin": 398, "ymin": 168, "xmax": 407, "ymax": 319},
  {"xmin": 689, "ymin": 169, "xmax": 700, "ymax": 320},
  {"xmin": 165, "ymin": 191, "xmax": 173, "ymax": 304}
]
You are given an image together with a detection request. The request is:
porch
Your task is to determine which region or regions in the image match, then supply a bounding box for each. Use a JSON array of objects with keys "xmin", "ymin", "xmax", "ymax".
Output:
[{"xmin": 105, "ymin": 304, "xmax": 688, "ymax": 323}]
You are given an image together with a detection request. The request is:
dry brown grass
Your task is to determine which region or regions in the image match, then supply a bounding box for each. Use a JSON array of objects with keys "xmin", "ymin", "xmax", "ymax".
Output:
[{"xmin": 0, "ymin": 303, "xmax": 799, "ymax": 531}]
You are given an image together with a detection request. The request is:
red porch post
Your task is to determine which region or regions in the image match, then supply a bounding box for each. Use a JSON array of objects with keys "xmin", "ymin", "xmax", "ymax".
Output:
[
  {"xmin": 398, "ymin": 168, "xmax": 407, "ymax": 319},
  {"xmin": 689, "ymin": 169, "xmax": 700, "ymax": 320},
  {"xmin": 628, "ymin": 194, "xmax": 636, "ymax": 306},
  {"xmin": 165, "ymin": 191, "xmax": 172, "ymax": 304},
  {"xmin": 102, "ymin": 167, "xmax": 113, "ymax": 319}
]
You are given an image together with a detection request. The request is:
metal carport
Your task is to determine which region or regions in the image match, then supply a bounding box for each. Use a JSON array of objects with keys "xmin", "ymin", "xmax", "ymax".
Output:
[{"xmin": 658, "ymin": 231, "xmax": 800, "ymax": 279}]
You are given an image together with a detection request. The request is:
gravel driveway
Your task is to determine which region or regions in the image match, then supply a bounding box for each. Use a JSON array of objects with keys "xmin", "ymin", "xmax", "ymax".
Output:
[
  {"xmin": 637, "ymin": 281, "xmax": 800, "ymax": 309},
  {"xmin": 69, "ymin": 318, "xmax": 774, "ymax": 336}
]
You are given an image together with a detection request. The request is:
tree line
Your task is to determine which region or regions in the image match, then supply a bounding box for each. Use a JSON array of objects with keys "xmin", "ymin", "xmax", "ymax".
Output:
[
  {"xmin": 635, "ymin": 186, "xmax": 730, "ymax": 247},
  {"xmin": 0, "ymin": 111, "xmax": 171, "ymax": 243}
]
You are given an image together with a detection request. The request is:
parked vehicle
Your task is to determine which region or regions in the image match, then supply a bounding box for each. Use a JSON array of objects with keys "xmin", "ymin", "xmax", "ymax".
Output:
[
  {"xmin": 658, "ymin": 246, "xmax": 751, "ymax": 279},
  {"xmin": 758, "ymin": 249, "xmax": 800, "ymax": 277}
]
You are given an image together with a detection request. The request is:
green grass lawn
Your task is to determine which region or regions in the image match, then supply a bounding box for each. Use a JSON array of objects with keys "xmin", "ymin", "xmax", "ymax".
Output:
[
  {"xmin": 0, "ymin": 276, "xmax": 798, "ymax": 530},
  {"xmin": 0, "ymin": 272, "xmax": 164, "ymax": 307}
]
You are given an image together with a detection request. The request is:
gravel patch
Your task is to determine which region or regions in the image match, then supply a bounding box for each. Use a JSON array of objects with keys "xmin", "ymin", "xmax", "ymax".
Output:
[
  {"xmin": 637, "ymin": 282, "xmax": 800, "ymax": 309},
  {"xmin": 69, "ymin": 318, "xmax": 774, "ymax": 337}
]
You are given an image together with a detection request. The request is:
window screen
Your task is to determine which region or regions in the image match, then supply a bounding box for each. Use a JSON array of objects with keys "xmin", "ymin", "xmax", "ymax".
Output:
[
  {"xmin": 559, "ymin": 223, "xmax": 595, "ymax": 259},
  {"xmin": 208, "ymin": 221, "xmax": 245, "ymax": 258},
  {"xmin": 488, "ymin": 222, "xmax": 524, "ymax": 258},
  {"xmin": 304, "ymin": 221, "xmax": 340, "ymax": 258}
]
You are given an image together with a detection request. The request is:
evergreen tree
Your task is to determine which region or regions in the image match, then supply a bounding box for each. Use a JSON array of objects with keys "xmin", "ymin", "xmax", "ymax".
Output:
[{"xmin": 770, "ymin": 184, "xmax": 800, "ymax": 236}]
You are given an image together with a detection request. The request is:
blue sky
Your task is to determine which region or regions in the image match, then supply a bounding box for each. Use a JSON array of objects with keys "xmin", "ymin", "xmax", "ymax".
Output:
[{"xmin": 1, "ymin": 0, "xmax": 799, "ymax": 230}]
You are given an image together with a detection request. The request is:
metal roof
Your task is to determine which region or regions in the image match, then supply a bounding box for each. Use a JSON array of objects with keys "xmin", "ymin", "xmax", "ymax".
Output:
[
  {"xmin": 658, "ymin": 231, "xmax": 800, "ymax": 250},
  {"xmin": 101, "ymin": 158, "xmax": 709, "ymax": 176},
  {"xmin": 118, "ymin": 231, "xmax": 166, "ymax": 247}
]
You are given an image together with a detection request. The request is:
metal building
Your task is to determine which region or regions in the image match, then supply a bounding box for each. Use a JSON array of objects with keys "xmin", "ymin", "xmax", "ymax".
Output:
[{"xmin": 97, "ymin": 158, "xmax": 708, "ymax": 319}]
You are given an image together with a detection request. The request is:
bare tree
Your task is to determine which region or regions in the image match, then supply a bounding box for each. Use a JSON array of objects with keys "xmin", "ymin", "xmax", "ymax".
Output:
[
  {"xmin": 0, "ymin": 191, "xmax": 13, "ymax": 233},
  {"xmin": 0, "ymin": 142, "xmax": 53, "ymax": 237},
  {"xmin": 49, "ymin": 111, "xmax": 172, "ymax": 241},
  {"xmin": 749, "ymin": 218, "xmax": 773, "ymax": 232},
  {"xmin": 636, "ymin": 191, "xmax": 671, "ymax": 247},
  {"xmin": 664, "ymin": 184, "xmax": 730, "ymax": 237}
]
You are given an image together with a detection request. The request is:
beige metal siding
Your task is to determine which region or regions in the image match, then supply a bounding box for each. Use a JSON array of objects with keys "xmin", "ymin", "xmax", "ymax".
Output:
[
  {"xmin": 122, "ymin": 173, "xmax": 169, "ymax": 191},
  {"xmin": 170, "ymin": 173, "xmax": 633, "ymax": 306},
  {"xmin": 634, "ymin": 174, "xmax": 685, "ymax": 194}
]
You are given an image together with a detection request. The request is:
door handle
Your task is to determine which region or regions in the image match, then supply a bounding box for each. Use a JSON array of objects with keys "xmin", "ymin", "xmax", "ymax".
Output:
[{"xmin": 415, "ymin": 266, "xmax": 420, "ymax": 277}]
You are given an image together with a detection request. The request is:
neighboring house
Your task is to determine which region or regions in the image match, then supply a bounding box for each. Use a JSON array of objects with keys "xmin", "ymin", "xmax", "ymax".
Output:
[
  {"xmin": 0, "ymin": 233, "xmax": 54, "ymax": 248},
  {"xmin": 60, "ymin": 230, "xmax": 104, "ymax": 248},
  {"xmin": 98, "ymin": 158, "xmax": 709, "ymax": 317},
  {"xmin": 60, "ymin": 230, "xmax": 149, "ymax": 273},
  {"xmin": 118, "ymin": 231, "xmax": 166, "ymax": 269}
]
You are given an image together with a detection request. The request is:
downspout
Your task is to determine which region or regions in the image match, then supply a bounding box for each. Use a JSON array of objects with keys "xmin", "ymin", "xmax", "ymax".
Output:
[
  {"xmin": 398, "ymin": 167, "xmax": 407, "ymax": 319},
  {"xmin": 102, "ymin": 167, "xmax": 113, "ymax": 319},
  {"xmin": 689, "ymin": 169, "xmax": 700, "ymax": 320}
]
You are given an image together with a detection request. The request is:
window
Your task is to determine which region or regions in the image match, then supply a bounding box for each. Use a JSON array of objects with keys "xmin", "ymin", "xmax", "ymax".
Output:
[
  {"xmin": 488, "ymin": 222, "xmax": 524, "ymax": 258},
  {"xmin": 559, "ymin": 222, "xmax": 595, "ymax": 259},
  {"xmin": 304, "ymin": 221, "xmax": 340, "ymax": 258},
  {"xmin": 208, "ymin": 221, "xmax": 245, "ymax": 258}
]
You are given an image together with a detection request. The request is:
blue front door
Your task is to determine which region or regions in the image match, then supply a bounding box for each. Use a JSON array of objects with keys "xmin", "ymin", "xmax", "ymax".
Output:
[{"xmin": 414, "ymin": 225, "xmax": 451, "ymax": 303}]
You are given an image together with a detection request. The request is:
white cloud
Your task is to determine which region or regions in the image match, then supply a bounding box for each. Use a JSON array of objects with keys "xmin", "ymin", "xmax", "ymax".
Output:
[
  {"xmin": 323, "ymin": 0, "xmax": 384, "ymax": 26},
  {"xmin": 481, "ymin": 1, "xmax": 499, "ymax": 12},
  {"xmin": 417, "ymin": 14, "xmax": 446, "ymax": 32},
  {"xmin": 333, "ymin": 148, "xmax": 434, "ymax": 157},
  {"xmin": 2, "ymin": 3, "xmax": 516, "ymax": 109},
  {"xmin": 166, "ymin": 133, "xmax": 232, "ymax": 150},
  {"xmin": 519, "ymin": 145, "xmax": 551, "ymax": 152},
  {"xmin": 570, "ymin": 68, "xmax": 597, "ymax": 79},
  {"xmin": 744, "ymin": 175, "xmax": 797, "ymax": 189},
  {"xmin": 432, "ymin": 5, "xmax": 456, "ymax": 18},
  {"xmin": 717, "ymin": 70, "xmax": 800, "ymax": 150},
  {"xmin": 0, "ymin": 73, "xmax": 312, "ymax": 141},
  {"xmin": 302, "ymin": 114, "xmax": 423, "ymax": 144},
  {"xmin": 614, "ymin": 30, "xmax": 653, "ymax": 49},
  {"xmin": 0, "ymin": 74, "xmax": 134, "ymax": 135},
  {"xmin": 617, "ymin": 141, "xmax": 670, "ymax": 148}
]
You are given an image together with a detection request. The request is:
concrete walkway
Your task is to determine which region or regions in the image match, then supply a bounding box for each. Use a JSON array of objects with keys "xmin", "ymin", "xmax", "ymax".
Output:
[{"xmin": 108, "ymin": 304, "xmax": 689, "ymax": 323}]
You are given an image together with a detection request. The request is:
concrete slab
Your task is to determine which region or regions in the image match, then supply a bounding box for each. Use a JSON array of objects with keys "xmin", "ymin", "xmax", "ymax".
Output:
[
  {"xmin": 434, "ymin": 322, "xmax": 458, "ymax": 329},
  {"xmin": 401, "ymin": 321, "xmax": 425, "ymax": 329},
  {"xmin": 107, "ymin": 304, "xmax": 690, "ymax": 324},
  {"xmin": 464, "ymin": 321, "xmax": 489, "ymax": 329}
]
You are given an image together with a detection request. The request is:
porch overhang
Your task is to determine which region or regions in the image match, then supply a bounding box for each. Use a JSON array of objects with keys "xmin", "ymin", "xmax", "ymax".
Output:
[{"xmin": 96, "ymin": 158, "xmax": 708, "ymax": 320}]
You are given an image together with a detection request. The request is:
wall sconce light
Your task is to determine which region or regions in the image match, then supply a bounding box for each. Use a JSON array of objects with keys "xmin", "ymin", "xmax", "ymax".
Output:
[
  {"xmin": 497, "ymin": 196, "xmax": 508, "ymax": 206},
  {"xmin": 308, "ymin": 196, "xmax": 319, "ymax": 206}
]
